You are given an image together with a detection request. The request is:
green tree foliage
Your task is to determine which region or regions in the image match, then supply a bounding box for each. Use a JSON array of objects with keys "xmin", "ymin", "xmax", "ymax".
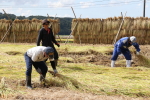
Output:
[{"xmin": 0, "ymin": 13, "xmax": 72, "ymax": 35}]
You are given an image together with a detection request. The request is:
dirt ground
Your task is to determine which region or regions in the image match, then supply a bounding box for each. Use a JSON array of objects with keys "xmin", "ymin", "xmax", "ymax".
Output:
[
  {"xmin": 0, "ymin": 78, "xmax": 149, "ymax": 100},
  {"xmin": 1, "ymin": 45, "xmax": 150, "ymax": 100},
  {"xmin": 58, "ymin": 45, "xmax": 150, "ymax": 67}
]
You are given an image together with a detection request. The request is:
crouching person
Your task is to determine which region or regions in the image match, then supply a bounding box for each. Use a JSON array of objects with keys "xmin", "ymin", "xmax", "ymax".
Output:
[
  {"xmin": 24, "ymin": 46, "xmax": 58, "ymax": 89},
  {"xmin": 111, "ymin": 36, "xmax": 140, "ymax": 67}
]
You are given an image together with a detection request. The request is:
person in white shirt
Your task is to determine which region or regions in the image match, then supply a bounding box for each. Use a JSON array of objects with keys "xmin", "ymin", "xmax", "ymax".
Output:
[{"xmin": 24, "ymin": 46, "xmax": 57, "ymax": 89}]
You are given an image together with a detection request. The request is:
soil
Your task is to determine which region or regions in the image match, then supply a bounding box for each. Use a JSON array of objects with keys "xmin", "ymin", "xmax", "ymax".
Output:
[{"xmin": 1, "ymin": 44, "xmax": 150, "ymax": 100}]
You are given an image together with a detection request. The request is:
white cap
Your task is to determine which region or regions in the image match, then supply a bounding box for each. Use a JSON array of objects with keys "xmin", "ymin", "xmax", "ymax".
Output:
[{"xmin": 130, "ymin": 36, "xmax": 136, "ymax": 43}]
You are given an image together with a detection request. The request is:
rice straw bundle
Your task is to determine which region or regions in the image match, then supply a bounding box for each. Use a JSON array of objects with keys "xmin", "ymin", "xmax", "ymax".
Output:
[
  {"xmin": 0, "ymin": 19, "xmax": 9, "ymax": 32},
  {"xmin": 71, "ymin": 19, "xmax": 78, "ymax": 36},
  {"xmin": 111, "ymin": 17, "xmax": 117, "ymax": 30},
  {"xmin": 31, "ymin": 18, "xmax": 39, "ymax": 31},
  {"xmin": 0, "ymin": 19, "xmax": 5, "ymax": 32},
  {"xmin": 136, "ymin": 54, "xmax": 150, "ymax": 68},
  {"xmin": 36, "ymin": 20, "xmax": 42, "ymax": 32},
  {"xmin": 141, "ymin": 17, "xmax": 148, "ymax": 30},
  {"xmin": 76, "ymin": 18, "xmax": 83, "ymax": 34},
  {"xmin": 56, "ymin": 19, "xmax": 60, "ymax": 34},
  {"xmin": 122, "ymin": 17, "xmax": 132, "ymax": 29},
  {"xmin": 22, "ymin": 19, "xmax": 30, "ymax": 32},
  {"xmin": 107, "ymin": 30, "xmax": 112, "ymax": 43},
  {"xmin": 83, "ymin": 18, "xmax": 89, "ymax": 32},
  {"xmin": 147, "ymin": 18, "xmax": 150, "ymax": 29},
  {"xmin": 106, "ymin": 17, "xmax": 112, "ymax": 31},
  {"xmin": 145, "ymin": 30, "xmax": 150, "ymax": 44},
  {"xmin": 102, "ymin": 19, "xmax": 107, "ymax": 32},
  {"xmin": 136, "ymin": 17, "xmax": 143, "ymax": 30},
  {"xmin": 0, "ymin": 20, "xmax": 3, "ymax": 31}
]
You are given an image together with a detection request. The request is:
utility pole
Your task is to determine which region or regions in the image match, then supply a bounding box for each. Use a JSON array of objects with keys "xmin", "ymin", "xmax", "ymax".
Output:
[{"xmin": 143, "ymin": 0, "xmax": 146, "ymax": 17}]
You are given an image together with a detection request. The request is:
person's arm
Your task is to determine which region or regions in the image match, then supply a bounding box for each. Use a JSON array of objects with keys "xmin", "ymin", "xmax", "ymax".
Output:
[
  {"xmin": 50, "ymin": 28, "xmax": 60, "ymax": 47},
  {"xmin": 37, "ymin": 29, "xmax": 42, "ymax": 46},
  {"xmin": 132, "ymin": 42, "xmax": 140, "ymax": 52}
]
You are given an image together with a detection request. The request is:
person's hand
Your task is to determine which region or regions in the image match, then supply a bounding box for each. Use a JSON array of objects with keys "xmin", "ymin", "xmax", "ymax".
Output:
[
  {"xmin": 136, "ymin": 51, "xmax": 140, "ymax": 55},
  {"xmin": 53, "ymin": 69, "xmax": 58, "ymax": 77},
  {"xmin": 119, "ymin": 53, "xmax": 123, "ymax": 57},
  {"xmin": 56, "ymin": 43, "xmax": 60, "ymax": 47},
  {"xmin": 119, "ymin": 53, "xmax": 124, "ymax": 58}
]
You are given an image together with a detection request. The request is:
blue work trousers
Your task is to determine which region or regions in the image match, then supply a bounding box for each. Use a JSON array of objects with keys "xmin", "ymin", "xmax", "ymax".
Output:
[
  {"xmin": 24, "ymin": 52, "xmax": 48, "ymax": 76},
  {"xmin": 111, "ymin": 47, "xmax": 132, "ymax": 61}
]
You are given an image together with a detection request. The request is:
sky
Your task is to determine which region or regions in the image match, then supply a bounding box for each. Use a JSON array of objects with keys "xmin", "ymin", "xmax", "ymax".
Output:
[{"xmin": 0, "ymin": 0, "xmax": 150, "ymax": 19}]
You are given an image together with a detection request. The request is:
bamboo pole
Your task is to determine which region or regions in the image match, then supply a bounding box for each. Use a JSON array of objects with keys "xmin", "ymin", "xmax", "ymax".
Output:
[
  {"xmin": 71, "ymin": 7, "xmax": 81, "ymax": 44},
  {"xmin": 71, "ymin": 7, "xmax": 76, "ymax": 19},
  {"xmin": 2, "ymin": 9, "xmax": 16, "ymax": 43},
  {"xmin": 65, "ymin": 15, "xmax": 82, "ymax": 45},
  {"xmin": 113, "ymin": 12, "xmax": 127, "ymax": 45},
  {"xmin": 2, "ymin": 9, "xmax": 11, "ymax": 21}
]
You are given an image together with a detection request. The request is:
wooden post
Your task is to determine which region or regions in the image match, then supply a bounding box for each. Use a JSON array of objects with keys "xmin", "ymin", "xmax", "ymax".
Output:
[
  {"xmin": 113, "ymin": 12, "xmax": 127, "ymax": 45},
  {"xmin": 68, "ymin": 7, "xmax": 81, "ymax": 44},
  {"xmin": 65, "ymin": 14, "xmax": 82, "ymax": 45}
]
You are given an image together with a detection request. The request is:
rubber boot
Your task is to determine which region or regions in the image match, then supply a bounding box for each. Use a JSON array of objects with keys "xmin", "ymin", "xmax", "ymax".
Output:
[
  {"xmin": 111, "ymin": 60, "xmax": 115, "ymax": 67},
  {"xmin": 26, "ymin": 76, "xmax": 32, "ymax": 89},
  {"xmin": 126, "ymin": 60, "xmax": 131, "ymax": 67},
  {"xmin": 54, "ymin": 59, "xmax": 58, "ymax": 66},
  {"xmin": 40, "ymin": 74, "xmax": 46, "ymax": 82},
  {"xmin": 40, "ymin": 74, "xmax": 46, "ymax": 86}
]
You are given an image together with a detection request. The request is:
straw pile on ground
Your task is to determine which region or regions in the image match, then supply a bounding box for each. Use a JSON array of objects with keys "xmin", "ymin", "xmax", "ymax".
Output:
[
  {"xmin": 0, "ymin": 18, "xmax": 60, "ymax": 43},
  {"xmin": 72, "ymin": 16, "xmax": 150, "ymax": 44},
  {"xmin": 136, "ymin": 54, "xmax": 150, "ymax": 67}
]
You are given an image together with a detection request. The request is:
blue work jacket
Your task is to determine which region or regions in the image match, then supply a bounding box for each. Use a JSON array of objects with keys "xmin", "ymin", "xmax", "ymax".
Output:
[{"xmin": 115, "ymin": 37, "xmax": 140, "ymax": 54}]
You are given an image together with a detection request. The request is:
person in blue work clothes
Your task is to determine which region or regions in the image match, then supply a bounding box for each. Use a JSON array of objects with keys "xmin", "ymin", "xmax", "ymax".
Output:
[
  {"xmin": 111, "ymin": 36, "xmax": 140, "ymax": 67},
  {"xmin": 24, "ymin": 46, "xmax": 56, "ymax": 89}
]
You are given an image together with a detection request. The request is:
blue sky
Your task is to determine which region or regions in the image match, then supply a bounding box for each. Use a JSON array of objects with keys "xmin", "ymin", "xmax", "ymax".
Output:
[{"xmin": 0, "ymin": 0, "xmax": 150, "ymax": 18}]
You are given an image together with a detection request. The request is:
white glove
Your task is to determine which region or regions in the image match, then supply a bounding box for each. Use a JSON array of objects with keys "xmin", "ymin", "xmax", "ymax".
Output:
[
  {"xmin": 54, "ymin": 69, "xmax": 58, "ymax": 74},
  {"xmin": 136, "ymin": 51, "xmax": 140, "ymax": 55}
]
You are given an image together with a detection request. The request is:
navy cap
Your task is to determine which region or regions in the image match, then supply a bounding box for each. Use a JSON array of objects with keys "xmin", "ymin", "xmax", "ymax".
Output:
[
  {"xmin": 42, "ymin": 19, "xmax": 50, "ymax": 25},
  {"xmin": 44, "ymin": 47, "xmax": 54, "ymax": 59}
]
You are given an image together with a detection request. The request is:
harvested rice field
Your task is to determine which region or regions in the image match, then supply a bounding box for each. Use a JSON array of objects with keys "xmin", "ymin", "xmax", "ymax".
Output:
[{"xmin": 0, "ymin": 43, "xmax": 150, "ymax": 100}]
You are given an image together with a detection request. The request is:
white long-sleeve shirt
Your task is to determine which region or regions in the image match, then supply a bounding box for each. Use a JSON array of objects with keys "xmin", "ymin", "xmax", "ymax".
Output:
[{"xmin": 27, "ymin": 46, "xmax": 53, "ymax": 62}]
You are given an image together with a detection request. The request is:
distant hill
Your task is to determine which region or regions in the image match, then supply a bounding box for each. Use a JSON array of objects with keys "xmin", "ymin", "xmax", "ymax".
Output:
[{"xmin": 0, "ymin": 13, "xmax": 73, "ymax": 35}]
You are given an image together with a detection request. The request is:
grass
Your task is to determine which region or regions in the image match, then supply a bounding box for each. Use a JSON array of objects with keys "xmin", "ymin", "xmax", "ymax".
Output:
[{"xmin": 0, "ymin": 43, "xmax": 150, "ymax": 98}]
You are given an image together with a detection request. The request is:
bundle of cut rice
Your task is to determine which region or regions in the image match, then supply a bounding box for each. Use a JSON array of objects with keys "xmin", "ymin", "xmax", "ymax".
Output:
[
  {"xmin": 31, "ymin": 18, "xmax": 39, "ymax": 31},
  {"xmin": 102, "ymin": 19, "xmax": 107, "ymax": 32},
  {"xmin": 122, "ymin": 17, "xmax": 132, "ymax": 29},
  {"xmin": 136, "ymin": 54, "xmax": 150, "ymax": 68},
  {"xmin": 71, "ymin": 19, "xmax": 79, "ymax": 36},
  {"xmin": 141, "ymin": 17, "xmax": 148, "ymax": 30},
  {"xmin": 106, "ymin": 17, "xmax": 112, "ymax": 31},
  {"xmin": 147, "ymin": 18, "xmax": 150, "ymax": 29},
  {"xmin": 135, "ymin": 17, "xmax": 143, "ymax": 30}
]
